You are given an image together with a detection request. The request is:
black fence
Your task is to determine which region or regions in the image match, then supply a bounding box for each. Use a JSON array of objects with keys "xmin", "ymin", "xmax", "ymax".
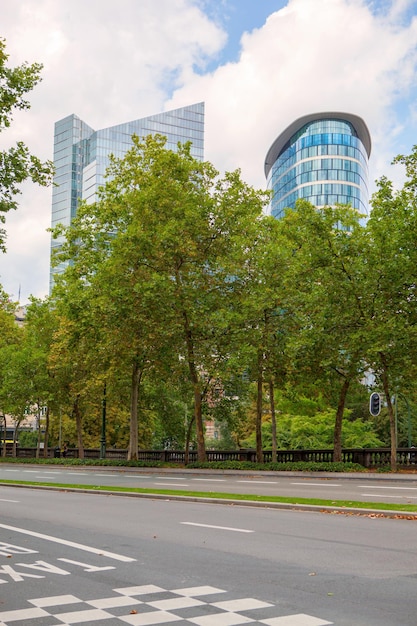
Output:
[{"xmin": 2, "ymin": 446, "xmax": 417, "ymax": 468}]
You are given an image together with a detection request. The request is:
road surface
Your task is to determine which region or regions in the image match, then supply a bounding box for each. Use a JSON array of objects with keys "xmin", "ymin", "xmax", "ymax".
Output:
[
  {"xmin": 1, "ymin": 463, "xmax": 417, "ymax": 504},
  {"xmin": 0, "ymin": 483, "xmax": 416, "ymax": 625}
]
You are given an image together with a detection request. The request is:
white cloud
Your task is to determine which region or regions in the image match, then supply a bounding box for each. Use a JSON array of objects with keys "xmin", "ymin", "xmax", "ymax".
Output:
[
  {"xmin": 168, "ymin": 0, "xmax": 417, "ymax": 190},
  {"xmin": 0, "ymin": 0, "xmax": 226, "ymax": 301},
  {"xmin": 1, "ymin": 0, "xmax": 417, "ymax": 303}
]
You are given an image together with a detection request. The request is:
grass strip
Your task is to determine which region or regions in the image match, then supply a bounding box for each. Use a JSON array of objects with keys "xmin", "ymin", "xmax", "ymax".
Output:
[{"xmin": 1, "ymin": 478, "xmax": 417, "ymax": 513}]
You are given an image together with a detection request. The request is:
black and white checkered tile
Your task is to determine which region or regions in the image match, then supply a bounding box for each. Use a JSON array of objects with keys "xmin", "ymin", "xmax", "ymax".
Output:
[{"xmin": 0, "ymin": 584, "xmax": 333, "ymax": 625}]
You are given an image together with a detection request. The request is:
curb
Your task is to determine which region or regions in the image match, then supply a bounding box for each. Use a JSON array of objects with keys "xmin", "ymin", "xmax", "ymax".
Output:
[{"xmin": 3, "ymin": 481, "xmax": 417, "ymax": 520}]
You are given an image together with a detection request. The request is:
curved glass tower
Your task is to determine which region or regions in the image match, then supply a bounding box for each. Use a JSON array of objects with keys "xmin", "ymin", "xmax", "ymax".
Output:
[{"xmin": 264, "ymin": 112, "xmax": 371, "ymax": 219}]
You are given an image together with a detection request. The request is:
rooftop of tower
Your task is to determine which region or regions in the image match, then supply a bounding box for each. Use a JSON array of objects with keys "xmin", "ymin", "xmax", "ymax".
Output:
[{"xmin": 264, "ymin": 112, "xmax": 372, "ymax": 179}]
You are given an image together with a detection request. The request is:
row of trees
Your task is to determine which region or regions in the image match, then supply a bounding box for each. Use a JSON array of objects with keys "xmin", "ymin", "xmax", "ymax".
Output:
[
  {"xmin": 0, "ymin": 38, "xmax": 416, "ymax": 469},
  {"xmin": 1, "ymin": 134, "xmax": 416, "ymax": 469}
]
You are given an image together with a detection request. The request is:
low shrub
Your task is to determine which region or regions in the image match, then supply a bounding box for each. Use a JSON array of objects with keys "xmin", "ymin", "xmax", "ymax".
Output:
[
  {"xmin": 0, "ymin": 457, "xmax": 366, "ymax": 472},
  {"xmin": 187, "ymin": 460, "xmax": 365, "ymax": 472}
]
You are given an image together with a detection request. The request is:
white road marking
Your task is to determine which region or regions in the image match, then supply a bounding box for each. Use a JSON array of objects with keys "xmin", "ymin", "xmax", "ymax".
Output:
[
  {"xmin": 361, "ymin": 493, "xmax": 417, "ymax": 499},
  {"xmin": 0, "ymin": 607, "xmax": 49, "ymax": 621},
  {"xmin": 39, "ymin": 472, "xmax": 60, "ymax": 475},
  {"xmin": 154, "ymin": 477, "xmax": 186, "ymax": 480},
  {"xmin": 94, "ymin": 474, "xmax": 117, "ymax": 477},
  {"xmin": 4, "ymin": 469, "xmax": 19, "ymax": 472},
  {"xmin": 23, "ymin": 470, "xmax": 38, "ymax": 473},
  {"xmin": 154, "ymin": 483, "xmax": 189, "ymax": 487},
  {"xmin": 172, "ymin": 586, "xmax": 226, "ymax": 596},
  {"xmin": 0, "ymin": 585, "xmax": 333, "ymax": 626},
  {"xmin": 358, "ymin": 485, "xmax": 417, "ymax": 490},
  {"xmin": 54, "ymin": 608, "xmax": 112, "ymax": 623},
  {"xmin": 149, "ymin": 596, "xmax": 204, "ymax": 610},
  {"xmin": 192, "ymin": 478, "xmax": 225, "ymax": 482},
  {"xmin": 291, "ymin": 482, "xmax": 341, "ymax": 487},
  {"xmin": 66, "ymin": 472, "xmax": 88, "ymax": 475},
  {"xmin": 237, "ymin": 480, "xmax": 278, "ymax": 484},
  {"xmin": 30, "ymin": 594, "xmax": 81, "ymax": 607},
  {"xmin": 213, "ymin": 598, "xmax": 273, "ymax": 611},
  {"xmin": 58, "ymin": 558, "xmax": 115, "ymax": 571},
  {"xmin": 261, "ymin": 615, "xmax": 332, "ymax": 625},
  {"xmin": 0, "ymin": 523, "xmax": 136, "ymax": 562},
  {"xmin": 125, "ymin": 475, "xmax": 151, "ymax": 478},
  {"xmin": 0, "ymin": 498, "xmax": 19, "ymax": 502},
  {"xmin": 181, "ymin": 522, "xmax": 254, "ymax": 533}
]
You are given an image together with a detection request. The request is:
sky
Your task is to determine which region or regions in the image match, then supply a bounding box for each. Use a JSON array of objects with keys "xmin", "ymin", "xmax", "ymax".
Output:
[{"xmin": 1, "ymin": 0, "xmax": 417, "ymax": 303}]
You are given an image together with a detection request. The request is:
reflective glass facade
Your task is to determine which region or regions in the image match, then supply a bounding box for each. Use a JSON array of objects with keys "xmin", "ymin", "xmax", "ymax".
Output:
[
  {"xmin": 265, "ymin": 114, "xmax": 371, "ymax": 219},
  {"xmin": 50, "ymin": 102, "xmax": 205, "ymax": 290}
]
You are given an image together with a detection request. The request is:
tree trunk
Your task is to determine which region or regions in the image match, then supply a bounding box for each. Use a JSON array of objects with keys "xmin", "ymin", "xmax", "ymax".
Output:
[
  {"xmin": 182, "ymin": 310, "xmax": 206, "ymax": 461},
  {"xmin": 333, "ymin": 377, "xmax": 350, "ymax": 462},
  {"xmin": 193, "ymin": 384, "xmax": 206, "ymax": 462},
  {"xmin": 256, "ymin": 351, "xmax": 264, "ymax": 463},
  {"xmin": 36, "ymin": 405, "xmax": 41, "ymax": 459},
  {"xmin": 73, "ymin": 394, "xmax": 84, "ymax": 459},
  {"xmin": 184, "ymin": 414, "xmax": 195, "ymax": 465},
  {"xmin": 379, "ymin": 351, "xmax": 397, "ymax": 470},
  {"xmin": 269, "ymin": 377, "xmax": 277, "ymax": 462},
  {"xmin": 12, "ymin": 419, "xmax": 21, "ymax": 458},
  {"xmin": 43, "ymin": 405, "xmax": 50, "ymax": 458},
  {"xmin": 1, "ymin": 417, "xmax": 6, "ymax": 458},
  {"xmin": 128, "ymin": 357, "xmax": 143, "ymax": 460}
]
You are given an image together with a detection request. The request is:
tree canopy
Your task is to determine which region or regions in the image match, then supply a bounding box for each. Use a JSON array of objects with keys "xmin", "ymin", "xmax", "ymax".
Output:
[
  {"xmin": 2, "ymin": 128, "xmax": 417, "ymax": 470},
  {"xmin": 0, "ymin": 38, "xmax": 53, "ymax": 250}
]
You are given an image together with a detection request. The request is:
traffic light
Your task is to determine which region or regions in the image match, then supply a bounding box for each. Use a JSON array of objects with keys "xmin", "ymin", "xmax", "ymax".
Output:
[{"xmin": 369, "ymin": 392, "xmax": 381, "ymax": 416}]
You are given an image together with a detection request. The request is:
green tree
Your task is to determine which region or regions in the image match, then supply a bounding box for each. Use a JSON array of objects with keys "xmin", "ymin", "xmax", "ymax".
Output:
[
  {"xmin": 50, "ymin": 283, "xmax": 106, "ymax": 458},
  {"xmin": 53, "ymin": 135, "xmax": 269, "ymax": 461},
  {"xmin": 278, "ymin": 201, "xmax": 371, "ymax": 461},
  {"xmin": 235, "ymin": 215, "xmax": 290, "ymax": 462},
  {"xmin": 0, "ymin": 298, "xmax": 59, "ymax": 457},
  {"xmin": 364, "ymin": 149, "xmax": 417, "ymax": 468},
  {"xmin": 0, "ymin": 290, "xmax": 22, "ymax": 455},
  {"xmin": 241, "ymin": 392, "xmax": 384, "ymax": 450},
  {"xmin": 0, "ymin": 39, "xmax": 53, "ymax": 249}
]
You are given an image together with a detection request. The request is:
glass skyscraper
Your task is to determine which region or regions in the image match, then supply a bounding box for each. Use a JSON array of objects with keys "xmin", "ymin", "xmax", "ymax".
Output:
[
  {"xmin": 50, "ymin": 102, "xmax": 205, "ymax": 289},
  {"xmin": 264, "ymin": 112, "xmax": 371, "ymax": 219}
]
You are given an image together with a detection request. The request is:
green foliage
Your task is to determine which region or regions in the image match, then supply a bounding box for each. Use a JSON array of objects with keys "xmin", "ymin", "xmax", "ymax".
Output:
[
  {"xmin": 51, "ymin": 134, "xmax": 269, "ymax": 460},
  {"xmin": 17, "ymin": 431, "xmax": 38, "ymax": 447},
  {"xmin": 4, "ymin": 135, "xmax": 417, "ymax": 465},
  {"xmin": 0, "ymin": 39, "xmax": 53, "ymax": 249},
  {"xmin": 240, "ymin": 391, "xmax": 384, "ymax": 450}
]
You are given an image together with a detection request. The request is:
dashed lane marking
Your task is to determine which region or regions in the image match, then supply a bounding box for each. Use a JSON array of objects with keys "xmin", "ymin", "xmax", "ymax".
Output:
[{"xmin": 181, "ymin": 522, "xmax": 254, "ymax": 533}]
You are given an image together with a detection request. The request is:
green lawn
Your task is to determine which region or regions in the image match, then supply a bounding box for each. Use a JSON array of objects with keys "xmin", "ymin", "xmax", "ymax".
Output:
[{"xmin": 1, "ymin": 478, "xmax": 417, "ymax": 515}]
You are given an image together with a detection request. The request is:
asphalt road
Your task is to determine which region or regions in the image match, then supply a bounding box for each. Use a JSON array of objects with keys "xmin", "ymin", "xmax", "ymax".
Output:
[
  {"xmin": 1, "ymin": 485, "xmax": 416, "ymax": 625},
  {"xmin": 1, "ymin": 464, "xmax": 417, "ymax": 505}
]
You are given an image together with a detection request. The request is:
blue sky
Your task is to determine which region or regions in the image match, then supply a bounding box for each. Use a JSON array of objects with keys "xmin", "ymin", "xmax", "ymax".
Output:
[
  {"xmin": 201, "ymin": 0, "xmax": 287, "ymax": 68},
  {"xmin": 0, "ymin": 0, "xmax": 417, "ymax": 302}
]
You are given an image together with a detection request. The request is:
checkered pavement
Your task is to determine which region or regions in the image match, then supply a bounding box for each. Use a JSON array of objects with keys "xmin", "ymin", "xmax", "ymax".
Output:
[{"xmin": 0, "ymin": 583, "xmax": 333, "ymax": 625}]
